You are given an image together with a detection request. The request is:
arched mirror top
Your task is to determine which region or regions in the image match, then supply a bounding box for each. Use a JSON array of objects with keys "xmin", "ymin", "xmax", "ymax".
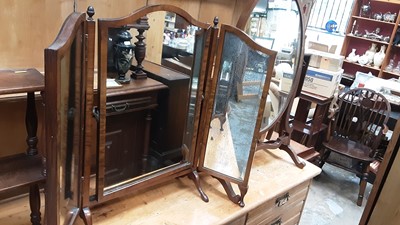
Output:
[
  {"xmin": 98, "ymin": 4, "xmax": 211, "ymax": 29},
  {"xmin": 237, "ymin": 0, "xmax": 305, "ymax": 133}
]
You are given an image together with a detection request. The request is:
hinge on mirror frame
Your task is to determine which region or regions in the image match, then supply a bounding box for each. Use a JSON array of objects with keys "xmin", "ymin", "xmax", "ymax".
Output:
[
  {"xmin": 92, "ymin": 106, "xmax": 99, "ymax": 122},
  {"xmin": 275, "ymin": 192, "xmax": 290, "ymax": 207},
  {"xmin": 84, "ymin": 34, "xmax": 89, "ymax": 62}
]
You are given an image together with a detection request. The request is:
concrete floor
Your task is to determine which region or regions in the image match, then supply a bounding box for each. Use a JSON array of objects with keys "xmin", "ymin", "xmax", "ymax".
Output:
[{"xmin": 299, "ymin": 163, "xmax": 372, "ymax": 225}]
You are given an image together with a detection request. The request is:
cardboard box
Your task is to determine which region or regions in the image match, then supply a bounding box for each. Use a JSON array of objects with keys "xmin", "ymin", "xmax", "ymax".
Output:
[
  {"xmin": 280, "ymin": 71, "xmax": 295, "ymax": 93},
  {"xmin": 302, "ymin": 67, "xmax": 343, "ymax": 98},
  {"xmin": 306, "ymin": 49, "xmax": 344, "ymax": 72},
  {"xmin": 308, "ymin": 41, "xmax": 337, "ymax": 53}
]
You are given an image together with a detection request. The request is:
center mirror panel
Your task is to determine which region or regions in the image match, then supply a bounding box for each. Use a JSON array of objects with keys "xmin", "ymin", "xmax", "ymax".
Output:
[
  {"xmin": 200, "ymin": 24, "xmax": 277, "ymax": 183},
  {"xmin": 242, "ymin": 0, "xmax": 303, "ymax": 132},
  {"xmin": 96, "ymin": 6, "xmax": 211, "ymax": 201}
]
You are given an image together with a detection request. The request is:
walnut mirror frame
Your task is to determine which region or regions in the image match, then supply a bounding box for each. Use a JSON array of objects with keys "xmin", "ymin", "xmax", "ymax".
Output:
[
  {"xmin": 197, "ymin": 24, "xmax": 277, "ymax": 207},
  {"xmin": 237, "ymin": 0, "xmax": 307, "ymax": 168},
  {"xmin": 96, "ymin": 4, "xmax": 280, "ymax": 208},
  {"xmin": 45, "ymin": 3, "xmax": 305, "ymax": 224},
  {"xmin": 45, "ymin": 9, "xmax": 95, "ymax": 225},
  {"xmin": 95, "ymin": 5, "xmax": 214, "ymax": 206}
]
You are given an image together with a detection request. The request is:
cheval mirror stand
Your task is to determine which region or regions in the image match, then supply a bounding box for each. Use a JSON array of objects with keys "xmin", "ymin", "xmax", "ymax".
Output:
[{"xmin": 44, "ymin": 2, "xmax": 307, "ymax": 224}]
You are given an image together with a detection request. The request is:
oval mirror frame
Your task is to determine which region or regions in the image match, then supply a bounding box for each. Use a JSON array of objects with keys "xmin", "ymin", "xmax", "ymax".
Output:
[{"xmin": 236, "ymin": 0, "xmax": 306, "ymax": 136}]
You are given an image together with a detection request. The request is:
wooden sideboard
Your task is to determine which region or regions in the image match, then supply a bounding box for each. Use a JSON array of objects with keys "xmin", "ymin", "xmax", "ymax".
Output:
[{"xmin": 103, "ymin": 78, "xmax": 168, "ymax": 187}]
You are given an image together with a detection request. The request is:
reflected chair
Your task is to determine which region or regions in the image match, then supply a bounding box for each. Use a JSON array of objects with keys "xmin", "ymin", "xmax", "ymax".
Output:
[{"xmin": 318, "ymin": 88, "xmax": 391, "ymax": 206}]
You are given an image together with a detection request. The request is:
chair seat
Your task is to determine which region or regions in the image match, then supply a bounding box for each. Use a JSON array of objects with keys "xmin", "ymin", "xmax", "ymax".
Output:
[
  {"xmin": 0, "ymin": 153, "xmax": 45, "ymax": 193},
  {"xmin": 322, "ymin": 136, "xmax": 374, "ymax": 162}
]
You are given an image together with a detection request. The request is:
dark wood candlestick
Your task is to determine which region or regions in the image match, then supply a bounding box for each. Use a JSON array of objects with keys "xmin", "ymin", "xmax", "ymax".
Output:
[{"xmin": 130, "ymin": 16, "xmax": 150, "ymax": 79}]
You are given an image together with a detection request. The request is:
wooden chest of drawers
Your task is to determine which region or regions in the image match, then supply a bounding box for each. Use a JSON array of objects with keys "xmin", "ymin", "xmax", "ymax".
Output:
[
  {"xmin": 0, "ymin": 149, "xmax": 321, "ymax": 224},
  {"xmin": 245, "ymin": 180, "xmax": 310, "ymax": 225},
  {"xmin": 86, "ymin": 150, "xmax": 321, "ymax": 225}
]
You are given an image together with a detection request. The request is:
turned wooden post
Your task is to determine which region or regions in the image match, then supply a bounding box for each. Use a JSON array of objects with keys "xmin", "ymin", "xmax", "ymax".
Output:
[{"xmin": 131, "ymin": 16, "xmax": 150, "ymax": 79}]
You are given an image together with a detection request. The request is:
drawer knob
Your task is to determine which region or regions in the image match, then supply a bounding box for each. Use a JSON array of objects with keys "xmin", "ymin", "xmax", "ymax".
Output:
[
  {"xmin": 275, "ymin": 192, "xmax": 290, "ymax": 207},
  {"xmin": 271, "ymin": 217, "xmax": 282, "ymax": 225}
]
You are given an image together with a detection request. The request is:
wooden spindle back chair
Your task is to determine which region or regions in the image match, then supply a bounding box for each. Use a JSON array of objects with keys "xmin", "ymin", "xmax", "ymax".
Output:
[{"xmin": 319, "ymin": 88, "xmax": 391, "ymax": 206}]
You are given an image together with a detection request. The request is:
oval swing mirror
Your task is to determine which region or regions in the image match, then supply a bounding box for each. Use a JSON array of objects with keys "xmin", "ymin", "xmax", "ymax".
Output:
[{"xmin": 237, "ymin": 0, "xmax": 304, "ymax": 133}]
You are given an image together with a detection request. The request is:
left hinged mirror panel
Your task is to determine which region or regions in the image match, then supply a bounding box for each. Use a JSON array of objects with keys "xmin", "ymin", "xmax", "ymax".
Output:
[{"xmin": 45, "ymin": 8, "xmax": 95, "ymax": 225}]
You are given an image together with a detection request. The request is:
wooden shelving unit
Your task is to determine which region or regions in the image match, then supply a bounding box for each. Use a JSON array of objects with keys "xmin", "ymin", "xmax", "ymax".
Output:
[{"xmin": 340, "ymin": 0, "xmax": 400, "ymax": 80}]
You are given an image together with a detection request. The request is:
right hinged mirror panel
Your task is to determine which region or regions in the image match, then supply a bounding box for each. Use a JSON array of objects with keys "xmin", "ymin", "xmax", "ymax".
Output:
[{"xmin": 197, "ymin": 23, "xmax": 278, "ymax": 206}]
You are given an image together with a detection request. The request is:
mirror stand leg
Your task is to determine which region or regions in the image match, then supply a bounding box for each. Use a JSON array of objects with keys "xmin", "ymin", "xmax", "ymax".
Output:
[
  {"xmin": 80, "ymin": 207, "xmax": 93, "ymax": 225},
  {"xmin": 238, "ymin": 184, "xmax": 248, "ymax": 207},
  {"xmin": 188, "ymin": 170, "xmax": 209, "ymax": 202},
  {"xmin": 280, "ymin": 144, "xmax": 306, "ymax": 169},
  {"xmin": 213, "ymin": 177, "xmax": 243, "ymax": 207}
]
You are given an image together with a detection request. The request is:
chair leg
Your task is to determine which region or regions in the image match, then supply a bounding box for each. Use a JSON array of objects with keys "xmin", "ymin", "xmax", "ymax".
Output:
[
  {"xmin": 358, "ymin": 172, "xmax": 369, "ymax": 206},
  {"xmin": 29, "ymin": 184, "xmax": 41, "ymax": 225},
  {"xmin": 318, "ymin": 148, "xmax": 330, "ymax": 168}
]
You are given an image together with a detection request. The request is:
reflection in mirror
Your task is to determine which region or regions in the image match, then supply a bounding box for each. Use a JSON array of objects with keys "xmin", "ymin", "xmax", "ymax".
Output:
[
  {"xmin": 123, "ymin": 12, "xmax": 199, "ymax": 76},
  {"xmin": 59, "ymin": 37, "xmax": 81, "ymax": 223},
  {"xmin": 100, "ymin": 11, "xmax": 207, "ymax": 193},
  {"xmin": 244, "ymin": 0, "xmax": 302, "ymax": 130},
  {"xmin": 204, "ymin": 31, "xmax": 271, "ymax": 181}
]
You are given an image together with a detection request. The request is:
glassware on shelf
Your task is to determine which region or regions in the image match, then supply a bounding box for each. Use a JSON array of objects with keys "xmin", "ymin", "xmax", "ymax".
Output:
[
  {"xmin": 347, "ymin": 49, "xmax": 359, "ymax": 63},
  {"xmin": 392, "ymin": 61, "xmax": 400, "ymax": 74},
  {"xmin": 383, "ymin": 12, "xmax": 397, "ymax": 23},
  {"xmin": 385, "ymin": 59, "xmax": 395, "ymax": 72},
  {"xmin": 373, "ymin": 12, "xmax": 383, "ymax": 21},
  {"xmin": 373, "ymin": 45, "xmax": 386, "ymax": 68},
  {"xmin": 359, "ymin": 1, "xmax": 372, "ymax": 18},
  {"xmin": 365, "ymin": 43, "xmax": 377, "ymax": 65}
]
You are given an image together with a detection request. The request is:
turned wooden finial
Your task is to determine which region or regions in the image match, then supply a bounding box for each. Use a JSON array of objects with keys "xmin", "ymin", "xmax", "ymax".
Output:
[
  {"xmin": 87, "ymin": 6, "xmax": 95, "ymax": 20},
  {"xmin": 213, "ymin": 17, "xmax": 219, "ymax": 28}
]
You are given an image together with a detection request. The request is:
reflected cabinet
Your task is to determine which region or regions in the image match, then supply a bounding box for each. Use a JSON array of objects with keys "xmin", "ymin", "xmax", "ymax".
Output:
[{"xmin": 44, "ymin": 2, "xmax": 306, "ymax": 225}]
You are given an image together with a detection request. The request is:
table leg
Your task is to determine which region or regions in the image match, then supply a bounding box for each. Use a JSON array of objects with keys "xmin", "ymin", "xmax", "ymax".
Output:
[
  {"xmin": 142, "ymin": 109, "xmax": 152, "ymax": 173},
  {"xmin": 26, "ymin": 92, "xmax": 38, "ymax": 156}
]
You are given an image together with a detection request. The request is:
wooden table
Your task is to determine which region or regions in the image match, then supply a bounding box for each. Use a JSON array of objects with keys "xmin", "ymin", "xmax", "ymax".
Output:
[
  {"xmin": 0, "ymin": 68, "xmax": 44, "ymax": 156},
  {"xmin": 292, "ymin": 91, "xmax": 333, "ymax": 148},
  {"xmin": 0, "ymin": 68, "xmax": 45, "ymax": 225}
]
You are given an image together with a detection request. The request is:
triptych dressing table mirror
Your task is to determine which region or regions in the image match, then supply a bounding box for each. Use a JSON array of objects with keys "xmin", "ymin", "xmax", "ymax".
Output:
[
  {"xmin": 44, "ymin": 2, "xmax": 305, "ymax": 224},
  {"xmin": 236, "ymin": 0, "xmax": 307, "ymax": 168}
]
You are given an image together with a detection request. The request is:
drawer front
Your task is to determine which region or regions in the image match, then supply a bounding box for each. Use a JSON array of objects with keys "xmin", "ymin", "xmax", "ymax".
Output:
[
  {"xmin": 251, "ymin": 201, "xmax": 303, "ymax": 225},
  {"xmin": 106, "ymin": 92, "xmax": 158, "ymax": 116},
  {"xmin": 246, "ymin": 180, "xmax": 310, "ymax": 225},
  {"xmin": 284, "ymin": 212, "xmax": 302, "ymax": 225},
  {"xmin": 228, "ymin": 215, "xmax": 247, "ymax": 225}
]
